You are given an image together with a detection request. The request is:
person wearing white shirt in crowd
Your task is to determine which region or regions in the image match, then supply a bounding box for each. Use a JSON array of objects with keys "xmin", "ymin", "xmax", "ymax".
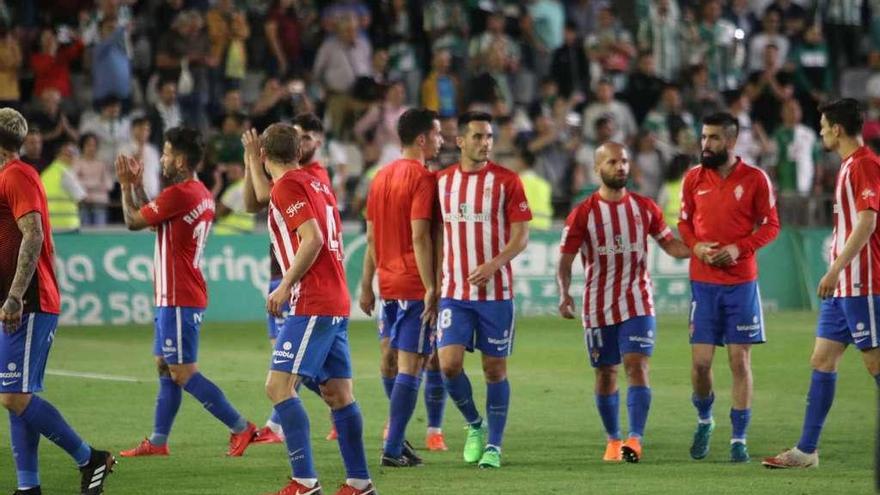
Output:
[
  {"xmin": 119, "ymin": 116, "xmax": 161, "ymax": 199},
  {"xmin": 78, "ymin": 96, "xmax": 131, "ymax": 172},
  {"xmin": 582, "ymin": 78, "xmax": 637, "ymax": 145}
]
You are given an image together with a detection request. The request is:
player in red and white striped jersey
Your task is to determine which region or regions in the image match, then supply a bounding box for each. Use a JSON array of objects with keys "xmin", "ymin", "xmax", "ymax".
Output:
[
  {"xmin": 117, "ymin": 127, "xmax": 257, "ymax": 460},
  {"xmin": 436, "ymin": 112, "xmax": 531, "ymax": 469},
  {"xmin": 764, "ymin": 99, "xmax": 880, "ymax": 469},
  {"xmin": 557, "ymin": 142, "xmax": 690, "ymax": 463}
]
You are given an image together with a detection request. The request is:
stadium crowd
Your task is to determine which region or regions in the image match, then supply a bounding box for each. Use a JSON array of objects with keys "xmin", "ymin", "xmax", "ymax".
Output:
[{"xmin": 2, "ymin": 0, "xmax": 880, "ymax": 230}]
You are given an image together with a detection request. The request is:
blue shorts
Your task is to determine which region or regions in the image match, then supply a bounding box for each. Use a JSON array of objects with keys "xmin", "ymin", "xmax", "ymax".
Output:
[
  {"xmin": 437, "ymin": 298, "xmax": 515, "ymax": 357},
  {"xmin": 377, "ymin": 299, "xmax": 396, "ymax": 340},
  {"xmin": 0, "ymin": 313, "xmax": 58, "ymax": 393},
  {"xmin": 817, "ymin": 296, "xmax": 880, "ymax": 350},
  {"xmin": 271, "ymin": 315, "xmax": 352, "ymax": 382},
  {"xmin": 584, "ymin": 316, "xmax": 656, "ymax": 368},
  {"xmin": 389, "ymin": 300, "xmax": 435, "ymax": 355},
  {"xmin": 153, "ymin": 307, "xmax": 204, "ymax": 365},
  {"xmin": 689, "ymin": 281, "xmax": 766, "ymax": 346},
  {"xmin": 266, "ymin": 278, "xmax": 291, "ymax": 340}
]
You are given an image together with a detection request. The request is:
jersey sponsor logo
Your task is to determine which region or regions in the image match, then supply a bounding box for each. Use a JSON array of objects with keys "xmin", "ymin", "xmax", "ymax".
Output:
[
  {"xmin": 183, "ymin": 198, "xmax": 216, "ymax": 225},
  {"xmin": 596, "ymin": 234, "xmax": 640, "ymax": 256},
  {"xmin": 286, "ymin": 201, "xmax": 307, "ymax": 217},
  {"xmin": 1, "ymin": 362, "xmax": 22, "ymax": 385},
  {"xmin": 161, "ymin": 338, "xmax": 178, "ymax": 357},
  {"xmin": 443, "ymin": 203, "xmax": 491, "ymax": 223},
  {"xmin": 862, "ymin": 188, "xmax": 876, "ymax": 200},
  {"xmin": 273, "ymin": 341, "xmax": 295, "ymax": 364},
  {"xmin": 309, "ymin": 180, "xmax": 331, "ymax": 195},
  {"xmin": 734, "ymin": 185, "xmax": 744, "ymax": 201},
  {"xmin": 736, "ymin": 315, "xmax": 761, "ymax": 333}
]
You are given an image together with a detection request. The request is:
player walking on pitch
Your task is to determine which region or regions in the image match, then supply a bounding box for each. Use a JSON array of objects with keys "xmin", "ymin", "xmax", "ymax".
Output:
[
  {"xmin": 763, "ymin": 99, "xmax": 880, "ymax": 469},
  {"xmin": 362, "ymin": 108, "xmax": 443, "ymax": 467},
  {"xmin": 558, "ymin": 142, "xmax": 691, "ymax": 463},
  {"xmin": 679, "ymin": 113, "xmax": 780, "ymax": 463},
  {"xmin": 117, "ymin": 127, "xmax": 258, "ymax": 458},
  {"xmin": 0, "ymin": 108, "xmax": 115, "ymax": 495},
  {"xmin": 260, "ymin": 123, "xmax": 374, "ymax": 495},
  {"xmin": 436, "ymin": 111, "xmax": 531, "ymax": 469}
]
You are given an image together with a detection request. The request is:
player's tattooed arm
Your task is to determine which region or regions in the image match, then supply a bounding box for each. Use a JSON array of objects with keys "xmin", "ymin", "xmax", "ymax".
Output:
[
  {"xmin": 116, "ymin": 156, "xmax": 150, "ymax": 231},
  {"xmin": 556, "ymin": 252, "xmax": 577, "ymax": 319},
  {"xmin": 1, "ymin": 212, "xmax": 43, "ymax": 331}
]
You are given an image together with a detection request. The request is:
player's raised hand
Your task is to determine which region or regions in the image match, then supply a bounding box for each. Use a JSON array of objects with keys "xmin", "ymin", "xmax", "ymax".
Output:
[
  {"xmin": 0, "ymin": 295, "xmax": 23, "ymax": 333},
  {"xmin": 241, "ymin": 128, "xmax": 261, "ymax": 160},
  {"xmin": 817, "ymin": 269, "xmax": 840, "ymax": 299},
  {"xmin": 114, "ymin": 155, "xmax": 131, "ymax": 185},
  {"xmin": 693, "ymin": 242, "xmax": 719, "ymax": 265},
  {"xmin": 127, "ymin": 155, "xmax": 144, "ymax": 185},
  {"xmin": 558, "ymin": 293, "xmax": 576, "ymax": 319},
  {"xmin": 266, "ymin": 284, "xmax": 288, "ymax": 317},
  {"xmin": 709, "ymin": 243, "xmax": 739, "ymax": 267},
  {"xmin": 468, "ymin": 261, "xmax": 498, "ymax": 287},
  {"xmin": 358, "ymin": 283, "xmax": 375, "ymax": 316}
]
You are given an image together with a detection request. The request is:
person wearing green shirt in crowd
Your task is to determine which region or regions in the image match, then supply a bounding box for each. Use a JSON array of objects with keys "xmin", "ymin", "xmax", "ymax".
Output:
[
  {"xmin": 771, "ymin": 98, "xmax": 819, "ymax": 196},
  {"xmin": 43, "ymin": 138, "xmax": 86, "ymax": 231},
  {"xmin": 790, "ymin": 24, "xmax": 833, "ymax": 129},
  {"xmin": 513, "ymin": 149, "xmax": 553, "ymax": 230}
]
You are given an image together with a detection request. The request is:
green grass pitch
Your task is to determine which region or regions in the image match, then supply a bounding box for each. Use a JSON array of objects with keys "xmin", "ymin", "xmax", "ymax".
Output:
[{"xmin": 0, "ymin": 312, "xmax": 874, "ymax": 494}]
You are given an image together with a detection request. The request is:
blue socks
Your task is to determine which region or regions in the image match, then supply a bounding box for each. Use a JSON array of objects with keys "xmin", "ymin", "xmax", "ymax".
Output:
[
  {"xmin": 381, "ymin": 375, "xmax": 396, "ymax": 400},
  {"xmin": 19, "ymin": 395, "xmax": 91, "ymax": 466},
  {"xmin": 150, "ymin": 376, "xmax": 182, "ymax": 446},
  {"xmin": 424, "ymin": 370, "xmax": 446, "ymax": 429},
  {"xmin": 595, "ymin": 392, "xmax": 621, "ymax": 440},
  {"xmin": 443, "ymin": 371, "xmax": 481, "ymax": 425},
  {"xmin": 384, "ymin": 373, "xmax": 421, "ymax": 457},
  {"xmin": 797, "ymin": 370, "xmax": 837, "ymax": 454},
  {"xmin": 486, "ymin": 379, "xmax": 510, "ymax": 448},
  {"xmin": 183, "ymin": 372, "xmax": 247, "ymax": 433},
  {"xmin": 730, "ymin": 408, "xmax": 751, "ymax": 443},
  {"xmin": 627, "ymin": 386, "xmax": 651, "ymax": 439},
  {"xmin": 275, "ymin": 397, "xmax": 317, "ymax": 479},
  {"xmin": 332, "ymin": 402, "xmax": 370, "ymax": 480},
  {"xmin": 692, "ymin": 392, "xmax": 715, "ymax": 422},
  {"xmin": 9, "ymin": 411, "xmax": 40, "ymax": 489}
]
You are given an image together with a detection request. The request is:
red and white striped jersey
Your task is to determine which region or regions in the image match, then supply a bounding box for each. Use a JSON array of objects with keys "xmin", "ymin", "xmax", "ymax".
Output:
[
  {"xmin": 437, "ymin": 162, "xmax": 532, "ymax": 301},
  {"xmin": 267, "ymin": 168, "xmax": 349, "ymax": 316},
  {"xmin": 560, "ymin": 192, "xmax": 673, "ymax": 328},
  {"xmin": 830, "ymin": 146, "xmax": 880, "ymax": 297},
  {"xmin": 140, "ymin": 179, "xmax": 215, "ymax": 308}
]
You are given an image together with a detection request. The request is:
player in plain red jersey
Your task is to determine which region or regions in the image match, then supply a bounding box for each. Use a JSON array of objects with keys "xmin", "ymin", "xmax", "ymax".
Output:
[
  {"xmin": 764, "ymin": 99, "xmax": 880, "ymax": 469},
  {"xmin": 678, "ymin": 112, "xmax": 780, "ymax": 463},
  {"xmin": 260, "ymin": 123, "xmax": 374, "ymax": 495},
  {"xmin": 0, "ymin": 108, "xmax": 114, "ymax": 495},
  {"xmin": 558, "ymin": 142, "xmax": 690, "ymax": 463},
  {"xmin": 117, "ymin": 127, "xmax": 257, "ymax": 459},
  {"xmin": 435, "ymin": 111, "xmax": 531, "ymax": 469},
  {"xmin": 362, "ymin": 108, "xmax": 442, "ymax": 467},
  {"xmin": 241, "ymin": 113, "xmax": 334, "ymax": 445}
]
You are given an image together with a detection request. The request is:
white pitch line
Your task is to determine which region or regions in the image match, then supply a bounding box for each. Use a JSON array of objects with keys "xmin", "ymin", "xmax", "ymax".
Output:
[{"xmin": 46, "ymin": 369, "xmax": 140, "ymax": 383}]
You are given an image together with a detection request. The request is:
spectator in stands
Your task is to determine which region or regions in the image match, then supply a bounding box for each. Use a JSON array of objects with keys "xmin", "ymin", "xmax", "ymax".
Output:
[
  {"xmin": 421, "ymin": 49, "xmax": 459, "ymax": 118},
  {"xmin": 638, "ymin": 0, "xmax": 685, "ymax": 83},
  {"xmin": 726, "ymin": 88, "xmax": 770, "ymax": 168},
  {"xmin": 423, "ymin": 0, "xmax": 469, "ymax": 68},
  {"xmin": 866, "ymin": 72, "xmax": 880, "ymax": 150},
  {"xmin": 586, "ymin": 6, "xmax": 636, "ymax": 89},
  {"xmin": 658, "ymin": 152, "xmax": 691, "ymax": 226},
  {"xmin": 313, "ymin": 11, "xmax": 372, "ymax": 138},
  {"xmin": 206, "ymin": 112, "xmax": 245, "ymax": 195},
  {"xmin": 373, "ymin": 0, "xmax": 422, "ymax": 103},
  {"xmin": 355, "ymin": 80, "xmax": 409, "ymax": 166},
  {"xmin": 513, "ymin": 149, "xmax": 553, "ymax": 230},
  {"xmin": 30, "ymin": 26, "xmax": 84, "ymax": 99},
  {"xmin": 155, "ymin": 10, "xmax": 211, "ymax": 128},
  {"xmin": 824, "ymin": 0, "xmax": 865, "ymax": 73},
  {"xmin": 551, "ymin": 21, "xmax": 590, "ymax": 100},
  {"xmin": 632, "ymin": 130, "xmax": 665, "ymax": 199},
  {"xmin": 120, "ymin": 116, "xmax": 160, "ymax": 200},
  {"xmin": 264, "ymin": 0, "xmax": 305, "ymax": 78},
  {"xmin": 529, "ymin": 0, "xmax": 566, "ymax": 77},
  {"xmin": 573, "ymin": 115, "xmax": 615, "ymax": 202},
  {"xmin": 250, "ymin": 77, "xmax": 296, "ymax": 132},
  {"xmin": 745, "ymin": 43, "xmax": 794, "ymax": 135},
  {"xmin": 91, "ymin": 16, "xmax": 131, "ymax": 106},
  {"xmin": 566, "ymin": 0, "xmax": 605, "ymax": 38},
  {"xmin": 625, "ymin": 52, "xmax": 666, "ymax": 125},
  {"xmin": 0, "ymin": 24, "xmax": 21, "ymax": 107},
  {"xmin": 20, "ymin": 128, "xmax": 48, "ymax": 173},
  {"xmin": 466, "ymin": 41, "xmax": 514, "ymax": 113},
  {"xmin": 748, "ymin": 8, "xmax": 789, "ymax": 72},
  {"xmin": 79, "ymin": 96, "xmax": 131, "ymax": 169},
  {"xmin": 147, "ymin": 78, "xmax": 182, "ymax": 149},
  {"xmin": 213, "ymin": 161, "xmax": 253, "ymax": 234},
  {"xmin": 724, "ymin": 0, "xmax": 759, "ymax": 40},
  {"xmin": 769, "ymin": 0, "xmax": 808, "ymax": 37},
  {"xmin": 28, "ymin": 88, "xmax": 78, "ymax": 163},
  {"xmin": 528, "ymin": 106, "xmax": 572, "ymax": 216},
  {"xmin": 432, "ymin": 115, "xmax": 460, "ymax": 170},
  {"xmin": 682, "ymin": 62, "xmax": 724, "ymax": 121},
  {"xmin": 43, "ymin": 139, "xmax": 86, "ymax": 231},
  {"xmin": 206, "ymin": 0, "xmax": 250, "ymax": 106},
  {"xmin": 771, "ymin": 98, "xmax": 818, "ymax": 196},
  {"xmin": 692, "ymin": 0, "xmax": 743, "ymax": 90},
  {"xmin": 469, "ymin": 9, "xmax": 519, "ymax": 71},
  {"xmin": 73, "ymin": 133, "xmax": 112, "ymax": 226},
  {"xmin": 790, "ymin": 23, "xmax": 832, "ymax": 129},
  {"xmin": 492, "ymin": 114, "xmax": 521, "ymax": 166},
  {"xmin": 582, "ymin": 78, "xmax": 637, "ymax": 144},
  {"xmin": 644, "ymin": 84, "xmax": 696, "ymax": 154}
]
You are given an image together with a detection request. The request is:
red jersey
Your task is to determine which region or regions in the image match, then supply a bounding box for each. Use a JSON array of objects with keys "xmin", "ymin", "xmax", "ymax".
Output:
[
  {"xmin": 678, "ymin": 160, "xmax": 779, "ymax": 285},
  {"xmin": 561, "ymin": 192, "xmax": 673, "ymax": 328},
  {"xmin": 0, "ymin": 160, "xmax": 60, "ymax": 314},
  {"xmin": 268, "ymin": 169, "xmax": 349, "ymax": 316},
  {"xmin": 437, "ymin": 162, "xmax": 532, "ymax": 301},
  {"xmin": 269, "ymin": 162, "xmax": 333, "ymax": 280},
  {"xmin": 830, "ymin": 146, "xmax": 880, "ymax": 297},
  {"xmin": 366, "ymin": 159, "xmax": 437, "ymax": 300},
  {"xmin": 140, "ymin": 179, "xmax": 215, "ymax": 308}
]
